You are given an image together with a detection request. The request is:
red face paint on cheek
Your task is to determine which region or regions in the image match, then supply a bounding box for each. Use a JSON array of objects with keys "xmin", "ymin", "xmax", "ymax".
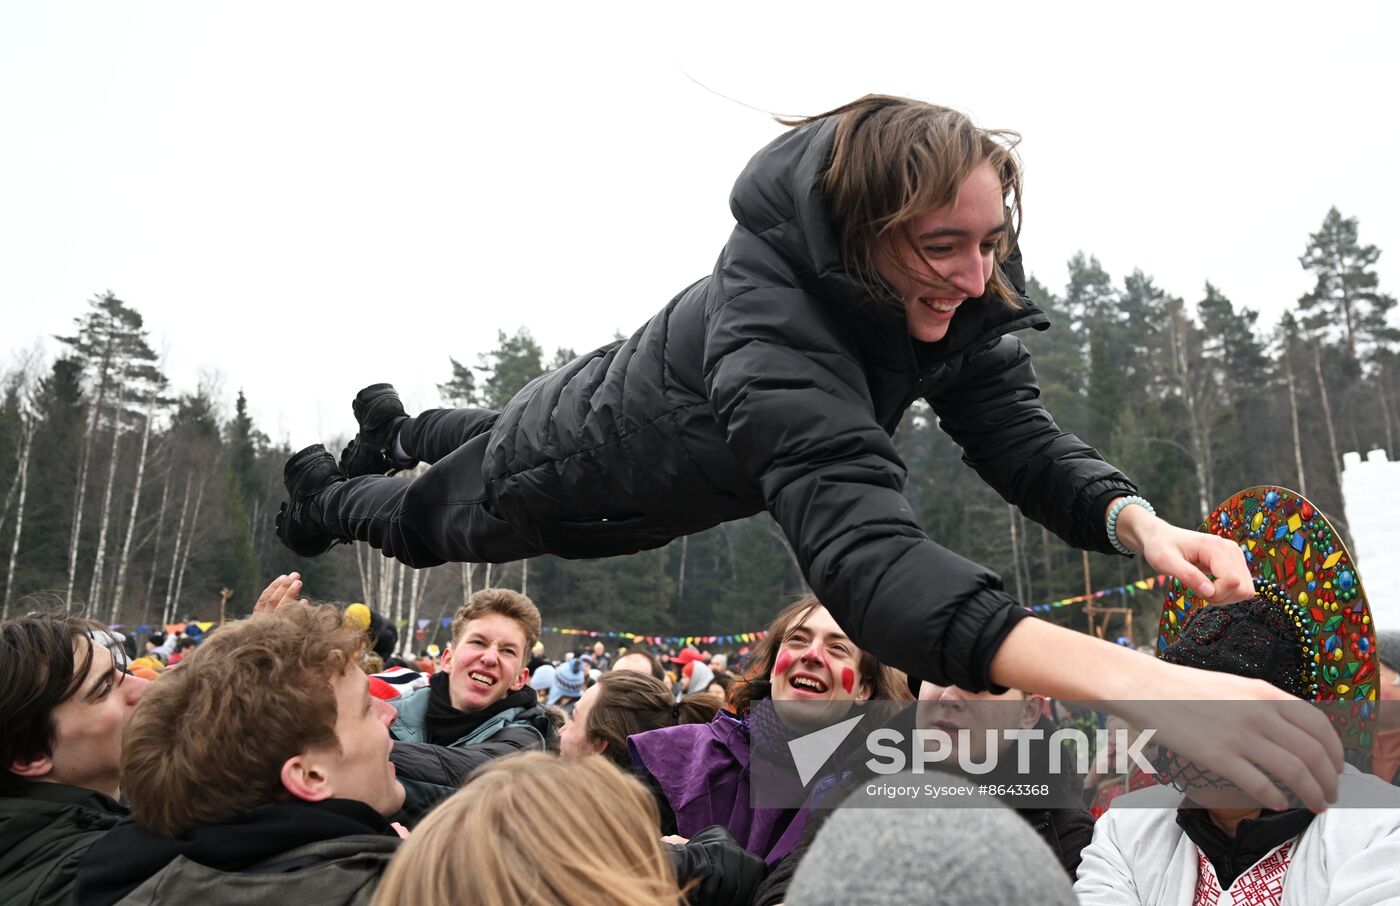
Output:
[
  {"xmin": 774, "ymin": 651, "xmax": 793, "ymax": 679},
  {"xmin": 841, "ymin": 667, "xmax": 856, "ymax": 695}
]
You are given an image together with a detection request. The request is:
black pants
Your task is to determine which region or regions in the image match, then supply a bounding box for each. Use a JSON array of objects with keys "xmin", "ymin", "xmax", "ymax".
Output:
[{"xmin": 313, "ymin": 408, "xmax": 542, "ymax": 567}]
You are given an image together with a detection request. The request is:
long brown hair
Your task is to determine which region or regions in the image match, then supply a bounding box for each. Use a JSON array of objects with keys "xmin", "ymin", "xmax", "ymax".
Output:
[
  {"xmin": 729, "ymin": 595, "xmax": 911, "ymax": 716},
  {"xmin": 779, "ymin": 94, "xmax": 1022, "ymax": 307},
  {"xmin": 584, "ymin": 671, "xmax": 722, "ymax": 771},
  {"xmin": 372, "ymin": 752, "xmax": 682, "ymax": 906}
]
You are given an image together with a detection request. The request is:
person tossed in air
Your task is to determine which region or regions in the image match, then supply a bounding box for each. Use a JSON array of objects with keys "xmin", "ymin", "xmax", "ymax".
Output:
[{"xmin": 276, "ymin": 94, "xmax": 1342, "ymax": 809}]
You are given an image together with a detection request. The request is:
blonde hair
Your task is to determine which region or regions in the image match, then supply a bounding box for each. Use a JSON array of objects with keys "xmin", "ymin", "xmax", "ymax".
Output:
[
  {"xmin": 450, "ymin": 588, "xmax": 542, "ymax": 651},
  {"xmin": 780, "ymin": 94, "xmax": 1023, "ymax": 307},
  {"xmin": 372, "ymin": 753, "xmax": 681, "ymax": 906}
]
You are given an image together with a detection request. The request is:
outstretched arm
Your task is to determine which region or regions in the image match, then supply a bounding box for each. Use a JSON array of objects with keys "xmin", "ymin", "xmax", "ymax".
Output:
[
  {"xmin": 930, "ymin": 338, "xmax": 1253, "ymax": 605},
  {"xmin": 927, "ymin": 335, "xmax": 1137, "ymax": 554},
  {"xmin": 990, "ymin": 618, "xmax": 1343, "ymax": 811}
]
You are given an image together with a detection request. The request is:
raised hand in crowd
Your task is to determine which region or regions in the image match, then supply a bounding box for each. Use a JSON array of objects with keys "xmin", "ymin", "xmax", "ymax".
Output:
[{"xmin": 252, "ymin": 571, "xmax": 307, "ymax": 614}]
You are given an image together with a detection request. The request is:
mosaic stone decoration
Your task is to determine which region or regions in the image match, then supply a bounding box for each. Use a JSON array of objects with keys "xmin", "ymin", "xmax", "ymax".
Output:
[{"xmin": 1157, "ymin": 486, "xmax": 1378, "ymax": 753}]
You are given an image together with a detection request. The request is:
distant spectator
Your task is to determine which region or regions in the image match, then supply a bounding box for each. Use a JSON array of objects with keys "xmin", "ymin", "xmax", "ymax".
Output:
[
  {"xmin": 706, "ymin": 670, "xmax": 734, "ymax": 704},
  {"xmin": 344, "ymin": 602, "xmax": 398, "ymax": 661},
  {"xmin": 680, "ymin": 660, "xmax": 716, "ymax": 700},
  {"xmin": 168, "ymin": 636, "xmax": 198, "ymax": 666},
  {"xmin": 591, "ymin": 640, "xmax": 612, "ymax": 672},
  {"xmin": 527, "ymin": 640, "xmax": 549, "ymax": 675},
  {"xmin": 532, "ymin": 663, "xmax": 556, "ymax": 704},
  {"xmin": 550, "ymin": 656, "xmax": 588, "ymax": 714},
  {"xmin": 615, "ymin": 648, "xmax": 667, "ymax": 682}
]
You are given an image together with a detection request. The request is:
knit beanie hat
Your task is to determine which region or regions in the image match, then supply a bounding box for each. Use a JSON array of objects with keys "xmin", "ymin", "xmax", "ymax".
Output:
[
  {"xmin": 786, "ymin": 775, "xmax": 1076, "ymax": 906},
  {"xmin": 532, "ymin": 663, "xmax": 556, "ymax": 696},
  {"xmin": 549, "ymin": 658, "xmax": 586, "ymax": 704}
]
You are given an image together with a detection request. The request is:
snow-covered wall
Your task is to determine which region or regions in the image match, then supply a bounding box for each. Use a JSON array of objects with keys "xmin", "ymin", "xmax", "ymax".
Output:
[{"xmin": 1341, "ymin": 449, "xmax": 1400, "ymax": 634}]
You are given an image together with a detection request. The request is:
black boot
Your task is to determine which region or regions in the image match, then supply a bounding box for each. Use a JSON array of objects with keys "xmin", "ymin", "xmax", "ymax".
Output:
[
  {"xmin": 275, "ymin": 444, "xmax": 346, "ymax": 556},
  {"xmin": 340, "ymin": 383, "xmax": 414, "ymax": 477}
]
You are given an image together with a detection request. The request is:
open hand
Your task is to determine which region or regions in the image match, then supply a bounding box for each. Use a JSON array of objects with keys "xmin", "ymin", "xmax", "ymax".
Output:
[
  {"xmin": 1121, "ymin": 665, "xmax": 1344, "ymax": 811},
  {"xmin": 253, "ymin": 573, "xmax": 307, "ymax": 615},
  {"xmin": 1115, "ymin": 506, "xmax": 1252, "ymax": 604}
]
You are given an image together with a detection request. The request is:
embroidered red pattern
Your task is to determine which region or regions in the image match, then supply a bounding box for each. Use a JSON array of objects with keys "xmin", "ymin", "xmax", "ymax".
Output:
[{"xmin": 1193, "ymin": 839, "xmax": 1294, "ymax": 906}]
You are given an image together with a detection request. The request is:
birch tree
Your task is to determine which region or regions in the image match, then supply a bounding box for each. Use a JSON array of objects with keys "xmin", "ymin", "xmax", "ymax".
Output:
[
  {"xmin": 111, "ymin": 385, "xmax": 168, "ymax": 622},
  {"xmin": 1, "ymin": 360, "xmax": 41, "ymax": 618},
  {"xmin": 56, "ymin": 293, "xmax": 162, "ymax": 608}
]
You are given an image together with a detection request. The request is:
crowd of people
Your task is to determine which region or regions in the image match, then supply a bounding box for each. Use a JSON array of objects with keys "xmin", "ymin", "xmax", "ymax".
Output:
[{"xmin": 3, "ymin": 569, "xmax": 1400, "ymax": 904}]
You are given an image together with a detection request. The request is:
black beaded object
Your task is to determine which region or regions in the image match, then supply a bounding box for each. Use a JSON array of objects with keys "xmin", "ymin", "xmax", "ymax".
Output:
[{"xmin": 1158, "ymin": 578, "xmax": 1319, "ymax": 701}]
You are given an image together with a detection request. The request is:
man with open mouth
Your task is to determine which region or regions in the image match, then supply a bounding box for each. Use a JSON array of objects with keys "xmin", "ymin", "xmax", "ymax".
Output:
[{"xmin": 383, "ymin": 588, "xmax": 556, "ymax": 820}]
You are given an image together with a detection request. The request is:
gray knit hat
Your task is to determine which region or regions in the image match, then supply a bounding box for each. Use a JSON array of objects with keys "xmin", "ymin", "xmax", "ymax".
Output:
[
  {"xmin": 786, "ymin": 776, "xmax": 1076, "ymax": 906},
  {"xmin": 1376, "ymin": 629, "xmax": 1400, "ymax": 672}
]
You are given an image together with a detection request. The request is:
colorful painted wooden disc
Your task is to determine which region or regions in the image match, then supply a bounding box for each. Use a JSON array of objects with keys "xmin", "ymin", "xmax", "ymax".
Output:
[{"xmin": 1156, "ymin": 486, "xmax": 1378, "ymax": 753}]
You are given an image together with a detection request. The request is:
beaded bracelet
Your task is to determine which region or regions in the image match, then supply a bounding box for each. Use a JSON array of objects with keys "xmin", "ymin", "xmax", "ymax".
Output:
[{"xmin": 1106, "ymin": 495, "xmax": 1155, "ymax": 556}]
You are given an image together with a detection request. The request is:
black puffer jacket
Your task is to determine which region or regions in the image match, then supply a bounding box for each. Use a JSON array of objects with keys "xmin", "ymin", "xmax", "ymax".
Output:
[{"xmin": 483, "ymin": 117, "xmax": 1135, "ymax": 690}]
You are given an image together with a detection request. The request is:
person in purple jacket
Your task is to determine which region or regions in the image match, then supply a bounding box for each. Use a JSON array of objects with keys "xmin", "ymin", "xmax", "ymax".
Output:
[{"xmin": 629, "ymin": 596, "xmax": 909, "ymax": 866}]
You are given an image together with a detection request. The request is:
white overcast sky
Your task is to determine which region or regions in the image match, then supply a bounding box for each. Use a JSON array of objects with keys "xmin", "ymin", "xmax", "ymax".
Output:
[{"xmin": 2, "ymin": 1, "xmax": 1395, "ymax": 449}]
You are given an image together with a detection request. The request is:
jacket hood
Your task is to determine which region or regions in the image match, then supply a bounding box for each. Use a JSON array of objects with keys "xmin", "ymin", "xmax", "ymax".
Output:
[
  {"xmin": 727, "ymin": 117, "xmax": 1047, "ymax": 370},
  {"xmin": 729, "ymin": 117, "xmax": 880, "ymax": 308}
]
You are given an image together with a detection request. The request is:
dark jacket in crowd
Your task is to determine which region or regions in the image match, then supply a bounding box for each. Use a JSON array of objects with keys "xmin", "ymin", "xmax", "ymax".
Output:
[
  {"xmin": 403, "ymin": 114, "xmax": 1135, "ymax": 692},
  {"xmin": 389, "ymin": 732, "xmax": 545, "ymax": 823},
  {"xmin": 0, "ymin": 781, "xmax": 128, "ymax": 906},
  {"xmin": 387, "ymin": 673, "xmax": 553, "ymax": 820},
  {"xmin": 666, "ymin": 825, "xmax": 767, "ymax": 906},
  {"xmin": 76, "ymin": 798, "xmax": 400, "ymax": 906},
  {"xmin": 1000, "ymin": 716, "xmax": 1096, "ymax": 877}
]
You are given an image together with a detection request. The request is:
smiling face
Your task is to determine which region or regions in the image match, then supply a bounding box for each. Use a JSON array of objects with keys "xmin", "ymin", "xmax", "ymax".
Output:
[
  {"xmin": 768, "ymin": 605, "xmax": 870, "ymax": 705},
  {"xmin": 443, "ymin": 614, "xmax": 529, "ymax": 713},
  {"xmin": 876, "ymin": 162, "xmax": 1008, "ymax": 344},
  {"xmin": 296, "ymin": 666, "xmax": 405, "ymax": 817},
  {"xmin": 35, "ymin": 640, "xmax": 149, "ymax": 799}
]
